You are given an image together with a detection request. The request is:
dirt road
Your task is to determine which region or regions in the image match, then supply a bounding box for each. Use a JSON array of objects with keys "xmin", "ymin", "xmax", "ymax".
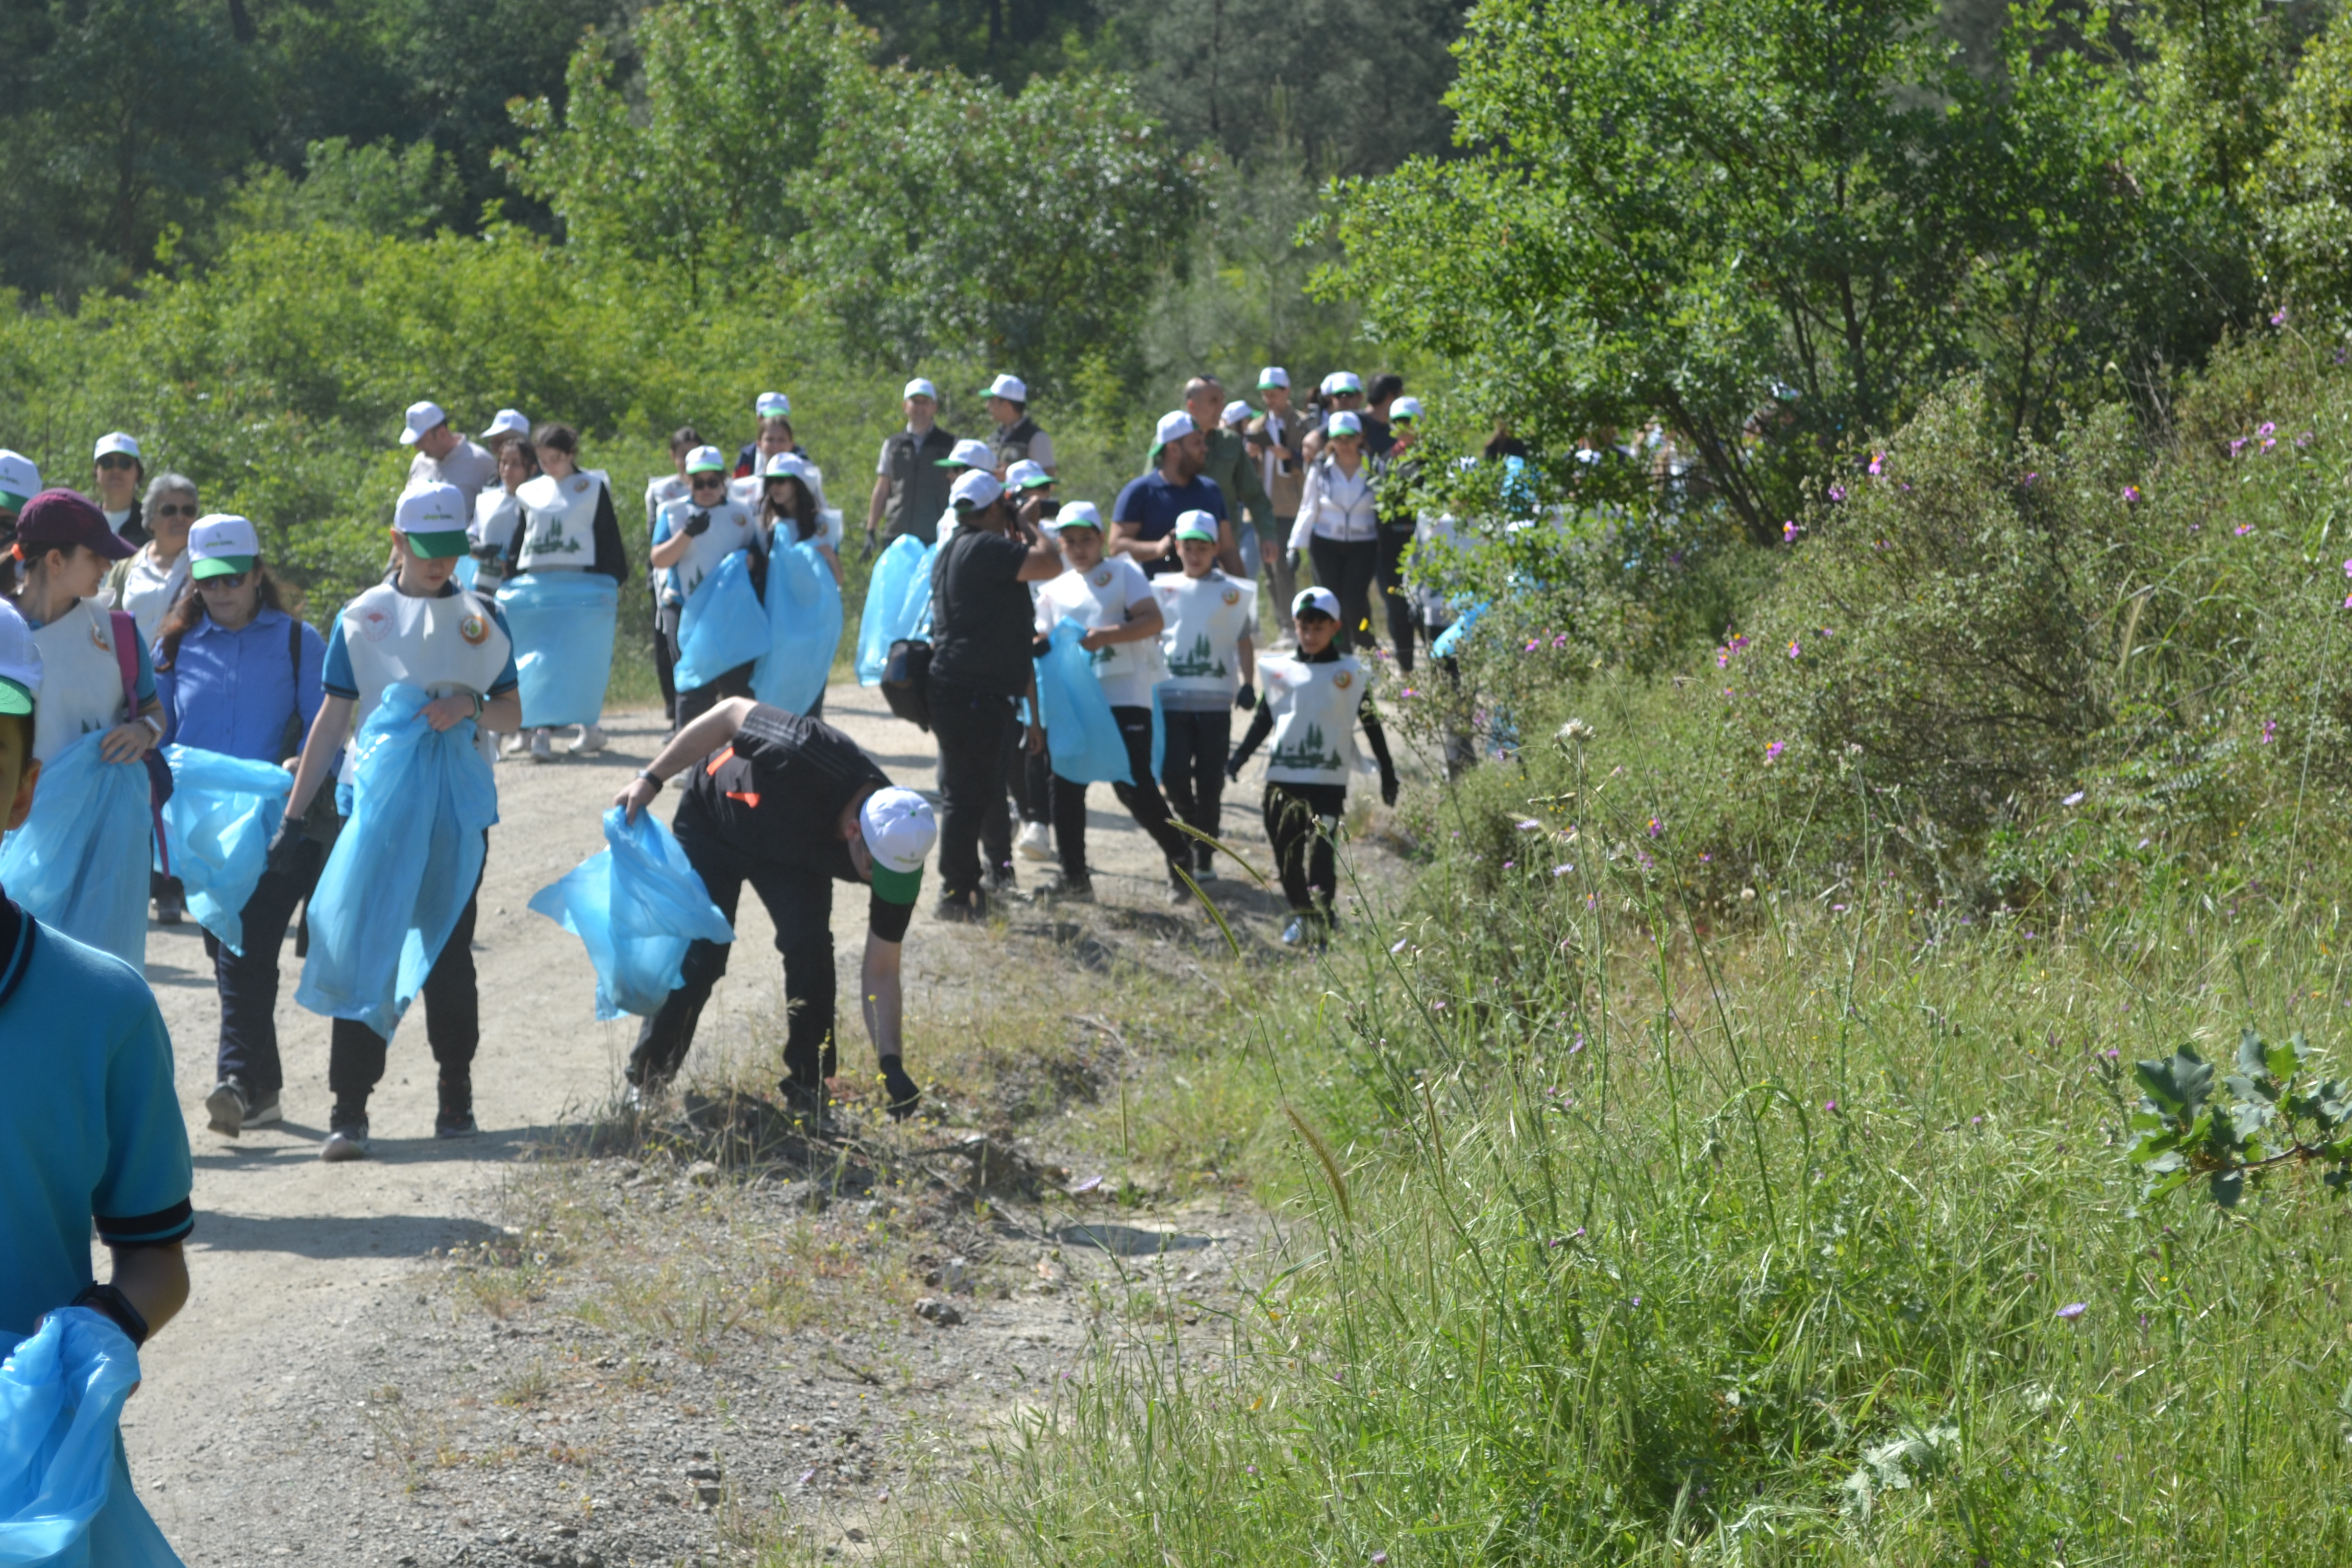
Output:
[{"xmin": 113, "ymin": 681, "xmax": 1320, "ymax": 1561}]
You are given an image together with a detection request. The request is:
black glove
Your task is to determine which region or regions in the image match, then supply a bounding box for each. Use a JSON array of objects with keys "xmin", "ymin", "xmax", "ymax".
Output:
[
  {"xmin": 265, "ymin": 815, "xmax": 306, "ymax": 876},
  {"xmin": 1224, "ymin": 760, "xmax": 1243, "ymax": 784},
  {"xmin": 1032, "ymin": 634, "xmax": 1055, "ymax": 660},
  {"xmin": 682, "ymin": 509, "xmax": 713, "ymax": 538},
  {"xmin": 1235, "ymin": 682, "xmax": 1256, "ymax": 712},
  {"xmin": 1380, "ymin": 770, "xmax": 1400, "ymax": 807}
]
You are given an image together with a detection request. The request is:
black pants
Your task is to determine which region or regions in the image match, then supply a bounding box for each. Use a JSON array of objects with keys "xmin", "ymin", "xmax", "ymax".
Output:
[
  {"xmin": 1006, "ymin": 717, "xmax": 1050, "ymax": 826},
  {"xmin": 1309, "ymin": 536, "xmax": 1381, "ymax": 650},
  {"xmin": 655, "ymin": 602, "xmax": 680, "ymax": 720},
  {"xmin": 674, "ymin": 660, "xmax": 756, "ymax": 733},
  {"xmin": 1264, "ymin": 781, "xmax": 1348, "ymax": 924},
  {"xmin": 206, "ymin": 839, "xmax": 325, "ymax": 1096},
  {"xmin": 1376, "ymin": 525, "xmax": 1417, "ymax": 673},
  {"xmin": 1052, "ymin": 704, "xmax": 1193, "ymax": 881},
  {"xmin": 1158, "ymin": 707, "xmax": 1232, "ymax": 870},
  {"xmin": 327, "ymin": 841, "xmax": 488, "ymax": 1115},
  {"xmin": 929, "ymin": 677, "xmax": 1018, "ymax": 897},
  {"xmin": 629, "ymin": 814, "xmax": 837, "ymax": 1090}
]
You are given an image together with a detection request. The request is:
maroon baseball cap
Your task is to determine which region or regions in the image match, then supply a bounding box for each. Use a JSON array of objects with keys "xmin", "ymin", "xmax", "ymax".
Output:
[{"xmin": 15, "ymin": 488, "xmax": 137, "ymax": 561}]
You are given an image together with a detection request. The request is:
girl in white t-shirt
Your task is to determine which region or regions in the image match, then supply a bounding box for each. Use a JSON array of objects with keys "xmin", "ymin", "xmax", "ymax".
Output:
[
  {"xmin": 1034, "ymin": 503, "xmax": 1196, "ymax": 902},
  {"xmin": 652, "ymin": 445, "xmax": 763, "ymax": 730},
  {"xmin": 1150, "ymin": 511, "xmax": 1256, "ymax": 880}
]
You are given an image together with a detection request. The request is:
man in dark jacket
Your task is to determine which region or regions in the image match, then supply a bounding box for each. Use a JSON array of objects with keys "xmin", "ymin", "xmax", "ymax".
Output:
[
  {"xmin": 983, "ymin": 374, "xmax": 1055, "ymax": 475},
  {"xmin": 865, "ymin": 378, "xmax": 959, "ymax": 549},
  {"xmin": 1183, "ymin": 377, "xmax": 1271, "ymax": 567}
]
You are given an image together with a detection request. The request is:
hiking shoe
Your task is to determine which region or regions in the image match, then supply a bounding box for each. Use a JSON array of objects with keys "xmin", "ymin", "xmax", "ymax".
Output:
[
  {"xmin": 528, "ymin": 729, "xmax": 555, "ymax": 763},
  {"xmin": 1043, "ymin": 872, "xmax": 1093, "ymax": 902},
  {"xmin": 321, "ymin": 1122, "xmax": 370, "ymax": 1162},
  {"xmin": 573, "ymin": 724, "xmax": 608, "ymax": 755},
  {"xmin": 244, "ymin": 1088, "xmax": 283, "ymax": 1128},
  {"xmin": 437, "ymin": 1076, "xmax": 475, "ymax": 1138},
  {"xmin": 934, "ymin": 889, "xmax": 988, "ymax": 923},
  {"xmin": 1016, "ymin": 821, "xmax": 1053, "ymax": 862},
  {"xmin": 205, "ymin": 1080, "xmax": 249, "ymax": 1138},
  {"xmin": 435, "ymin": 1110, "xmax": 478, "ymax": 1139},
  {"xmin": 880, "ymin": 1062, "xmax": 922, "ymax": 1122},
  {"xmin": 982, "ymin": 861, "xmax": 1017, "ymax": 895},
  {"xmin": 778, "ymin": 1077, "xmax": 833, "ymax": 1131}
]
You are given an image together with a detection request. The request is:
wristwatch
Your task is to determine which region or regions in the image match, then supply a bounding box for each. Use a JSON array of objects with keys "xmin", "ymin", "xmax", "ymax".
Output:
[
  {"xmin": 634, "ymin": 769, "xmax": 665, "ymax": 794},
  {"xmin": 71, "ymin": 1281, "xmax": 151, "ymax": 1346}
]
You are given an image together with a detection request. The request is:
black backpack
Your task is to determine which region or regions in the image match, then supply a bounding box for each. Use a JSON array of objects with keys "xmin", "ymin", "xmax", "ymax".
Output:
[{"xmin": 883, "ymin": 638, "xmax": 933, "ymax": 731}]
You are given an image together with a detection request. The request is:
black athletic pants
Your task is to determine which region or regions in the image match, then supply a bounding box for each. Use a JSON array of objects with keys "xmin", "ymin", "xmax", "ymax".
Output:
[
  {"xmin": 674, "ymin": 660, "xmax": 756, "ymax": 733},
  {"xmin": 929, "ymin": 677, "xmax": 1017, "ymax": 898},
  {"xmin": 1309, "ymin": 535, "xmax": 1381, "ymax": 650},
  {"xmin": 1052, "ymin": 704, "xmax": 1193, "ymax": 882},
  {"xmin": 207, "ymin": 839, "xmax": 324, "ymax": 1096},
  {"xmin": 1376, "ymin": 525, "xmax": 1417, "ymax": 673},
  {"xmin": 629, "ymin": 814, "xmax": 838, "ymax": 1091},
  {"xmin": 327, "ymin": 839, "xmax": 488, "ymax": 1116},
  {"xmin": 1158, "ymin": 707, "xmax": 1231, "ymax": 870},
  {"xmin": 655, "ymin": 602, "xmax": 680, "ymax": 720},
  {"xmin": 1006, "ymin": 718, "xmax": 1050, "ymax": 826},
  {"xmin": 1264, "ymin": 781, "xmax": 1349, "ymax": 925}
]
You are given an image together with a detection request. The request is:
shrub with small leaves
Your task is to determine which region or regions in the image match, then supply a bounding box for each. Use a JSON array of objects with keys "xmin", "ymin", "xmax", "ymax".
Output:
[{"xmin": 2127, "ymin": 1029, "xmax": 2352, "ymax": 1208}]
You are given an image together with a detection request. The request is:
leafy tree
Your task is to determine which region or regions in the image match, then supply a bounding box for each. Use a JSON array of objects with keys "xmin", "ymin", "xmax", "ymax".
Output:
[
  {"xmin": 789, "ymin": 66, "xmax": 1202, "ymax": 395},
  {"xmin": 221, "ymin": 138, "xmax": 465, "ymax": 241},
  {"xmin": 2257, "ymin": 2, "xmax": 2352, "ymax": 327}
]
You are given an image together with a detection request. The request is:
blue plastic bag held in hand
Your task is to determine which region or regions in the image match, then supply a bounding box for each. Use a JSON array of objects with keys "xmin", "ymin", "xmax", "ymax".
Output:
[
  {"xmin": 0, "ymin": 732, "xmax": 150, "ymax": 969},
  {"xmin": 0, "ymin": 1308, "xmax": 182, "ymax": 1567},
  {"xmin": 1035, "ymin": 617, "xmax": 1132, "ymax": 786},
  {"xmin": 157, "ymin": 747, "xmax": 293, "ymax": 956},
  {"xmin": 753, "ymin": 534, "xmax": 843, "ymax": 716},
  {"xmin": 296, "ymin": 685, "xmax": 499, "ymax": 1040},
  {"xmin": 495, "ymin": 574, "xmax": 617, "ymax": 728},
  {"xmin": 672, "ymin": 550, "xmax": 769, "ymax": 692},
  {"xmin": 855, "ymin": 535, "xmax": 933, "ymax": 685},
  {"xmin": 527, "ymin": 808, "xmax": 734, "ymax": 1020}
]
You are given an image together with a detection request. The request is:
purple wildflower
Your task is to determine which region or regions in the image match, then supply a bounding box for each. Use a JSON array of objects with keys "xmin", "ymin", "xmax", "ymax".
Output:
[
  {"xmin": 1828, "ymin": 484, "xmax": 1846, "ymax": 502},
  {"xmin": 1867, "ymin": 451, "xmax": 1884, "ymax": 476},
  {"xmin": 1514, "ymin": 818, "xmax": 1540, "ymax": 831},
  {"xmin": 2056, "ymin": 1302, "xmax": 2088, "ymax": 1321},
  {"xmin": 1646, "ymin": 817, "xmax": 1664, "ymax": 839},
  {"xmin": 1786, "ymin": 638, "xmax": 1802, "ymax": 659},
  {"xmin": 1552, "ymin": 864, "xmax": 1574, "ymax": 876},
  {"xmin": 1782, "ymin": 519, "xmax": 1800, "ymax": 543},
  {"xmin": 2271, "ymin": 308, "xmax": 2288, "ymax": 328},
  {"xmin": 2261, "ymin": 719, "xmax": 2277, "ymax": 745},
  {"xmin": 1765, "ymin": 740, "xmax": 1785, "ymax": 764},
  {"xmin": 2122, "ymin": 485, "xmax": 2142, "ymax": 503},
  {"xmin": 2063, "ymin": 791, "xmax": 2085, "ymax": 806},
  {"xmin": 2259, "ymin": 422, "xmax": 2276, "ymax": 438}
]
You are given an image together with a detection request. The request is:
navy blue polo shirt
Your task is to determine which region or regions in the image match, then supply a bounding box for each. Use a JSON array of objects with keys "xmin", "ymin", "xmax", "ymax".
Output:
[
  {"xmin": 0, "ymin": 888, "xmax": 194, "ymax": 1337},
  {"xmin": 1111, "ymin": 471, "xmax": 1227, "ymax": 576}
]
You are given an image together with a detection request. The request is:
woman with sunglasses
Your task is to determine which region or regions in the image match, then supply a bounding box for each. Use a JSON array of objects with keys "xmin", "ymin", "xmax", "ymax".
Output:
[
  {"xmin": 651, "ymin": 445, "xmax": 763, "ymax": 730},
  {"xmin": 90, "ymin": 432, "xmax": 150, "ymax": 547},
  {"xmin": 151, "ymin": 516, "xmax": 328, "ymax": 1138},
  {"xmin": 1285, "ymin": 410, "xmax": 1382, "ymax": 652},
  {"xmin": 105, "ymin": 473, "xmax": 200, "ymax": 649}
]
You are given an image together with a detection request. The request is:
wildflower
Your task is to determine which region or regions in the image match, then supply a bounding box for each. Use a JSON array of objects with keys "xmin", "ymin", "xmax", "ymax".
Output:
[
  {"xmin": 799, "ymin": 1468, "xmax": 818, "ymax": 1486},
  {"xmin": 1514, "ymin": 818, "xmax": 1541, "ymax": 831},
  {"xmin": 1699, "ymin": 851, "xmax": 1712, "ymax": 862},
  {"xmin": 2121, "ymin": 485, "xmax": 2142, "ymax": 503},
  {"xmin": 2022, "ymin": 471, "xmax": 2039, "ymax": 485},
  {"xmin": 1971, "ymin": 1115, "xmax": 1983, "ymax": 1126},
  {"xmin": 2230, "ymin": 437, "xmax": 2246, "ymax": 457},
  {"xmin": 1570, "ymin": 1035, "xmax": 1585, "ymax": 1054},
  {"xmin": 1782, "ymin": 519, "xmax": 1801, "ymax": 543},
  {"xmin": 2055, "ymin": 1302, "xmax": 2088, "ymax": 1321},
  {"xmin": 1401, "ymin": 687, "xmax": 1416, "ymax": 698},
  {"xmin": 1071, "ymin": 1175, "xmax": 1104, "ymax": 1194},
  {"xmin": 2259, "ymin": 422, "xmax": 2277, "ymax": 438},
  {"xmin": 1828, "ymin": 484, "xmax": 1846, "ymax": 502},
  {"xmin": 2261, "ymin": 719, "xmax": 2277, "ymax": 744},
  {"xmin": 2271, "ymin": 308, "xmax": 2289, "ymax": 328},
  {"xmin": 1765, "ymin": 740, "xmax": 1785, "ymax": 764},
  {"xmin": 1786, "ymin": 638, "xmax": 1802, "ymax": 659},
  {"xmin": 1372, "ymin": 1555, "xmax": 1390, "ymax": 1565},
  {"xmin": 1867, "ymin": 451, "xmax": 1884, "ymax": 476},
  {"xmin": 1390, "ymin": 938, "xmax": 1408, "ymax": 954},
  {"xmin": 1824, "ymin": 1099, "xmax": 1839, "ymax": 1112},
  {"xmin": 1525, "ymin": 640, "xmax": 1540, "ymax": 652},
  {"xmin": 1646, "ymin": 817, "xmax": 1665, "ymax": 839},
  {"xmin": 2297, "ymin": 430, "xmax": 2314, "ymax": 448},
  {"xmin": 2062, "ymin": 791, "xmax": 2085, "ymax": 806},
  {"xmin": 1553, "ymin": 864, "xmax": 1574, "ymax": 876},
  {"xmin": 1246, "ymin": 1465, "xmax": 1259, "ymax": 1476},
  {"xmin": 1502, "ymin": 860, "xmax": 1515, "ymax": 870}
]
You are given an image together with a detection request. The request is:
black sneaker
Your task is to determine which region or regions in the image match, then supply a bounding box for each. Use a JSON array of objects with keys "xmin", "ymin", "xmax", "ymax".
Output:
[
  {"xmin": 982, "ymin": 861, "xmax": 1018, "ymax": 894},
  {"xmin": 436, "ymin": 1076, "xmax": 477, "ymax": 1139},
  {"xmin": 244, "ymin": 1087, "xmax": 283, "ymax": 1128},
  {"xmin": 935, "ymin": 889, "xmax": 988, "ymax": 922},
  {"xmin": 321, "ymin": 1115, "xmax": 370, "ymax": 1162},
  {"xmin": 778, "ymin": 1076, "xmax": 833, "ymax": 1131},
  {"xmin": 1044, "ymin": 872, "xmax": 1094, "ymax": 902},
  {"xmin": 204, "ymin": 1080, "xmax": 249, "ymax": 1138},
  {"xmin": 879, "ymin": 1061, "xmax": 921, "ymax": 1122}
]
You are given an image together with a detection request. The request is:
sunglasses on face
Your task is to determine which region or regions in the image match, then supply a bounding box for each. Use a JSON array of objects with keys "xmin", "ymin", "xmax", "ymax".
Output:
[
  {"xmin": 690, "ymin": 475, "xmax": 726, "ymax": 489},
  {"xmin": 95, "ymin": 455, "xmax": 137, "ymax": 471},
  {"xmin": 199, "ymin": 571, "xmax": 250, "ymax": 589},
  {"xmin": 156, "ymin": 502, "xmax": 197, "ymax": 518}
]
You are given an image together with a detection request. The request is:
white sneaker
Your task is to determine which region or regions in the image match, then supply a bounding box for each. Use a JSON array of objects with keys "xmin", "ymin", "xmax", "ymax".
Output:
[
  {"xmin": 528, "ymin": 729, "xmax": 555, "ymax": 763},
  {"xmin": 1016, "ymin": 821, "xmax": 1053, "ymax": 861},
  {"xmin": 573, "ymin": 724, "xmax": 608, "ymax": 755}
]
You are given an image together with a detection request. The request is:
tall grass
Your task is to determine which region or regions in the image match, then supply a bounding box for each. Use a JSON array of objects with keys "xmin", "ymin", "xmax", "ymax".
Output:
[{"xmin": 862, "ymin": 743, "xmax": 2352, "ymax": 1564}]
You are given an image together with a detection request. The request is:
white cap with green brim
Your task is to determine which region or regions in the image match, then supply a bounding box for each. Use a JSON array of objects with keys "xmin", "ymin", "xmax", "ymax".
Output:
[
  {"xmin": 756, "ymin": 390, "xmax": 792, "ymax": 419},
  {"xmin": 1324, "ymin": 371, "xmax": 1363, "ymax": 396},
  {"xmin": 1149, "ymin": 409, "xmax": 1196, "ymax": 460},
  {"xmin": 1003, "ymin": 459, "xmax": 1052, "ymax": 491},
  {"xmin": 1172, "ymin": 509, "xmax": 1218, "ymax": 544},
  {"xmin": 1391, "ymin": 396, "xmax": 1424, "ymax": 422},
  {"xmin": 860, "ymin": 786, "xmax": 936, "ymax": 905},
  {"xmin": 904, "ymin": 378, "xmax": 939, "ymax": 401},
  {"xmin": 763, "ymin": 451, "xmax": 813, "ymax": 482},
  {"xmin": 985, "ymin": 374, "xmax": 1028, "ymax": 402},
  {"xmin": 188, "ymin": 513, "xmax": 261, "ymax": 580},
  {"xmin": 685, "ymin": 445, "xmax": 728, "ymax": 475},
  {"xmin": 937, "ymin": 438, "xmax": 997, "ymax": 470},
  {"xmin": 1054, "ymin": 500, "xmax": 1101, "ymax": 533},
  {"xmin": 949, "ymin": 470, "xmax": 1004, "ymax": 512},
  {"xmin": 0, "ymin": 450, "xmax": 39, "ymax": 514},
  {"xmin": 1221, "ymin": 400, "xmax": 1252, "ymax": 428},
  {"xmin": 0, "ymin": 598, "xmax": 40, "ymax": 719},
  {"xmin": 1293, "ymin": 586, "xmax": 1340, "ymax": 622},
  {"xmin": 93, "ymin": 430, "xmax": 142, "ymax": 461},
  {"xmin": 393, "ymin": 481, "xmax": 472, "ymax": 558},
  {"xmin": 1327, "ymin": 410, "xmax": 1364, "ymax": 438},
  {"xmin": 1257, "ymin": 366, "xmax": 1289, "ymax": 390}
]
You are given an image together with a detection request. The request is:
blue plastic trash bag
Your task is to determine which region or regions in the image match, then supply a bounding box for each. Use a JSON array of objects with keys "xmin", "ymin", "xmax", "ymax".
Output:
[
  {"xmin": 495, "ymin": 573, "xmax": 618, "ymax": 728},
  {"xmin": 1035, "ymin": 617, "xmax": 1131, "ymax": 786},
  {"xmin": 0, "ymin": 1308, "xmax": 181, "ymax": 1567},
  {"xmin": 158, "ymin": 746, "xmax": 293, "ymax": 956},
  {"xmin": 672, "ymin": 549, "xmax": 770, "ymax": 692},
  {"xmin": 855, "ymin": 535, "xmax": 933, "ymax": 685},
  {"xmin": 0, "ymin": 732, "xmax": 150, "ymax": 969},
  {"xmin": 296, "ymin": 684, "xmax": 499, "ymax": 1040},
  {"xmin": 527, "ymin": 807, "xmax": 734, "ymax": 1020},
  {"xmin": 1430, "ymin": 598, "xmax": 1489, "ymax": 660},
  {"xmin": 752, "ymin": 535, "xmax": 843, "ymax": 716},
  {"xmin": 453, "ymin": 555, "xmax": 479, "ymax": 592}
]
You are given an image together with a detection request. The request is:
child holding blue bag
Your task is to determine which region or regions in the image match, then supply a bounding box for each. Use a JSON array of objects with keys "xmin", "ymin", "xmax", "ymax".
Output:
[
  {"xmin": 653, "ymin": 444, "xmax": 764, "ymax": 730},
  {"xmin": 152, "ymin": 513, "xmax": 328, "ymax": 1139},
  {"xmin": 269, "ymin": 483, "xmax": 522, "ymax": 1161}
]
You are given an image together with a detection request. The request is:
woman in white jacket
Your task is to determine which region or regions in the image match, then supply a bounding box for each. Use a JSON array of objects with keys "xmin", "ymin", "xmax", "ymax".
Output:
[{"xmin": 1285, "ymin": 410, "xmax": 1380, "ymax": 651}]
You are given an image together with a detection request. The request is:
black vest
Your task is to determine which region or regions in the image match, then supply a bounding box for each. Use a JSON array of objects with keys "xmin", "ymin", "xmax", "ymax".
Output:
[
  {"xmin": 881, "ymin": 426, "xmax": 958, "ymax": 545},
  {"xmin": 989, "ymin": 415, "xmax": 1042, "ymax": 470}
]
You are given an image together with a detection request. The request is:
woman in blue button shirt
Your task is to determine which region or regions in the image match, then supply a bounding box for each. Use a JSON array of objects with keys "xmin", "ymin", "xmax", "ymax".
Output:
[{"xmin": 151, "ymin": 514, "xmax": 328, "ymax": 1138}]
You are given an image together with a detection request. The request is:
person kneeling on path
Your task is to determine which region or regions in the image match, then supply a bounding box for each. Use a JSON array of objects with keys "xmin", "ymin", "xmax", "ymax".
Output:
[
  {"xmin": 1227, "ymin": 587, "xmax": 1398, "ymax": 945},
  {"xmin": 1035, "ymin": 501, "xmax": 1197, "ymax": 903},
  {"xmin": 615, "ymin": 700, "xmax": 936, "ymax": 1124}
]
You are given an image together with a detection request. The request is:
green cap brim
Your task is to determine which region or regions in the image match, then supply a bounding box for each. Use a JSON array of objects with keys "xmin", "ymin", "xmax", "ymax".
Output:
[
  {"xmin": 1173, "ymin": 528, "xmax": 1217, "ymax": 543},
  {"xmin": 402, "ymin": 528, "xmax": 472, "ymax": 559},
  {"xmin": 871, "ymin": 863, "xmax": 923, "ymax": 906},
  {"xmin": 0, "ymin": 489, "xmax": 29, "ymax": 514},
  {"xmin": 191, "ymin": 554, "xmax": 255, "ymax": 580},
  {"xmin": 934, "ymin": 457, "xmax": 970, "ymax": 468},
  {"xmin": 687, "ymin": 461, "xmax": 727, "ymax": 475},
  {"xmin": 0, "ymin": 678, "xmax": 32, "ymax": 717}
]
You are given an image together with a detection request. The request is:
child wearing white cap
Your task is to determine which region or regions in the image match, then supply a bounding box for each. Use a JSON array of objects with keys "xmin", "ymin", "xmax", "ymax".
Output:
[
  {"xmin": 614, "ymin": 700, "xmax": 939, "ymax": 1123},
  {"xmin": 654, "ymin": 445, "xmax": 765, "ymax": 730},
  {"xmin": 640, "ymin": 426, "xmax": 702, "ymax": 722},
  {"xmin": 1226, "ymin": 585, "xmax": 1398, "ymax": 945},
  {"xmin": 271, "ymin": 481, "xmax": 523, "ymax": 1159},
  {"xmin": 1153, "ymin": 512, "xmax": 1257, "ymax": 880},
  {"xmin": 511, "ymin": 421, "xmax": 630, "ymax": 760}
]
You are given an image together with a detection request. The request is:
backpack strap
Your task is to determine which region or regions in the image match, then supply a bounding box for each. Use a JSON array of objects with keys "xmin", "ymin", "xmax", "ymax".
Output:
[{"xmin": 108, "ymin": 609, "xmax": 141, "ymax": 719}]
